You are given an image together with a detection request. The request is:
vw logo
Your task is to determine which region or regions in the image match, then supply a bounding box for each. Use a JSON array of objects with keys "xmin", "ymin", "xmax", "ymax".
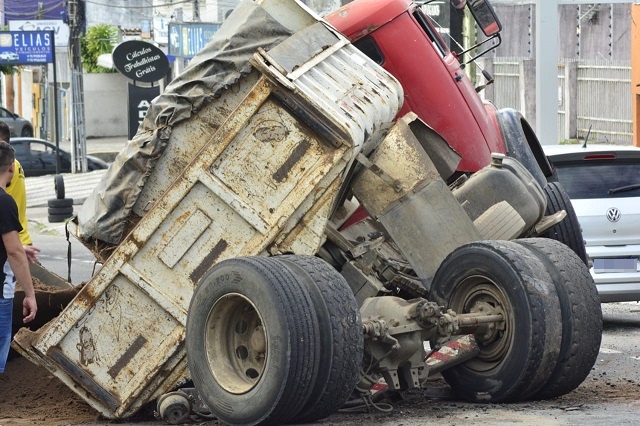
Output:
[{"xmin": 606, "ymin": 207, "xmax": 621, "ymax": 223}]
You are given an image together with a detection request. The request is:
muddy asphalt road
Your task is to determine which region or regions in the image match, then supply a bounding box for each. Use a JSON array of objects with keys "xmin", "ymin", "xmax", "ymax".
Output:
[
  {"xmin": 6, "ymin": 299, "xmax": 638, "ymax": 426},
  {"xmin": 8, "ymin": 217, "xmax": 640, "ymax": 426}
]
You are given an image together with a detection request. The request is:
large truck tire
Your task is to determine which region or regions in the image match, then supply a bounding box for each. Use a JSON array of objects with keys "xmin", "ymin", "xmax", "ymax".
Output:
[
  {"xmin": 429, "ymin": 240, "xmax": 562, "ymax": 403},
  {"xmin": 185, "ymin": 257, "xmax": 321, "ymax": 426},
  {"xmin": 515, "ymin": 238, "xmax": 602, "ymax": 399},
  {"xmin": 280, "ymin": 255, "xmax": 363, "ymax": 423},
  {"xmin": 540, "ymin": 182, "xmax": 589, "ymax": 265},
  {"xmin": 54, "ymin": 174, "xmax": 65, "ymax": 199},
  {"xmin": 496, "ymin": 108, "xmax": 553, "ymax": 188}
]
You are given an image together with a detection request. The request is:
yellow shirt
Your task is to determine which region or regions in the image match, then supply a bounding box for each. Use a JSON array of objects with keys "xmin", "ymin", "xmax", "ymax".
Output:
[{"xmin": 6, "ymin": 159, "xmax": 31, "ymax": 245}]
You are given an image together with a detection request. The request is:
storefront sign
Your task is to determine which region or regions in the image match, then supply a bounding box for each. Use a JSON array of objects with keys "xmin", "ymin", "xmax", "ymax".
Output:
[
  {"xmin": 9, "ymin": 20, "xmax": 69, "ymax": 47},
  {"xmin": 128, "ymin": 84, "xmax": 160, "ymax": 140},
  {"xmin": 0, "ymin": 30, "xmax": 53, "ymax": 65},
  {"xmin": 168, "ymin": 23, "xmax": 219, "ymax": 58},
  {"xmin": 113, "ymin": 40, "xmax": 169, "ymax": 83}
]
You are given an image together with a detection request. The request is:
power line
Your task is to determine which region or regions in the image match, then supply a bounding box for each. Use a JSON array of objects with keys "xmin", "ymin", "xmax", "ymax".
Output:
[
  {"xmin": 4, "ymin": 1, "xmax": 66, "ymax": 18},
  {"xmin": 83, "ymin": 0, "xmax": 193, "ymax": 9}
]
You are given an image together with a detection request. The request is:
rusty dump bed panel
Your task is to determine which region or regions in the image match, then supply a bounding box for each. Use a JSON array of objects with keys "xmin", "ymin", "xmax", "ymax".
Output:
[{"xmin": 13, "ymin": 2, "xmax": 403, "ymax": 419}]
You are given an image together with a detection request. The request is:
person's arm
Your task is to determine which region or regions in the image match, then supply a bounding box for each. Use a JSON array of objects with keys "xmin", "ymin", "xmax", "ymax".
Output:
[
  {"xmin": 2, "ymin": 230, "xmax": 37, "ymax": 323},
  {"xmin": 23, "ymin": 245, "xmax": 40, "ymax": 264}
]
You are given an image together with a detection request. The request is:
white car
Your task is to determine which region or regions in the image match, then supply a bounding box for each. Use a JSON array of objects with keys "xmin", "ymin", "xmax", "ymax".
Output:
[
  {"xmin": 0, "ymin": 51, "xmax": 19, "ymax": 62},
  {"xmin": 544, "ymin": 143, "xmax": 640, "ymax": 302}
]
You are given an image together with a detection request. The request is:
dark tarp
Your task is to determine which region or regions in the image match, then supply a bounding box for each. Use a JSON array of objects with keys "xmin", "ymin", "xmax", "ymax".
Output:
[{"xmin": 78, "ymin": 0, "xmax": 294, "ymax": 244}]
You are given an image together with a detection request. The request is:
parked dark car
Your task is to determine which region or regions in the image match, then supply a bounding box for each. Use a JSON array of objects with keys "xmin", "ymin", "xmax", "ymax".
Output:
[
  {"xmin": 11, "ymin": 137, "xmax": 109, "ymax": 177},
  {"xmin": 0, "ymin": 107, "xmax": 33, "ymax": 137}
]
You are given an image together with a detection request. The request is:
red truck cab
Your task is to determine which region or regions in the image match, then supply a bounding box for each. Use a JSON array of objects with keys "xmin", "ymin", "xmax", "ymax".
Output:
[
  {"xmin": 327, "ymin": 0, "xmax": 588, "ymax": 264},
  {"xmin": 325, "ymin": 0, "xmax": 506, "ymax": 173}
]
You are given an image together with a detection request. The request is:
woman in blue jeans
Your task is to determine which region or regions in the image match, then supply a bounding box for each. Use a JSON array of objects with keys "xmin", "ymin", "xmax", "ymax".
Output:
[{"xmin": 0, "ymin": 141, "xmax": 37, "ymax": 373}]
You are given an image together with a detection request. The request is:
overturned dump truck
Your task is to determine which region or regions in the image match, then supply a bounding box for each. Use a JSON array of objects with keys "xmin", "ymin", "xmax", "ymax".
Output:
[{"xmin": 14, "ymin": 0, "xmax": 603, "ymax": 424}]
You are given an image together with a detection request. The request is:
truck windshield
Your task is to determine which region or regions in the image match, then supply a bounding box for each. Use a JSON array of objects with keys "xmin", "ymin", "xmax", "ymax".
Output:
[{"xmin": 413, "ymin": 9, "xmax": 448, "ymax": 58}]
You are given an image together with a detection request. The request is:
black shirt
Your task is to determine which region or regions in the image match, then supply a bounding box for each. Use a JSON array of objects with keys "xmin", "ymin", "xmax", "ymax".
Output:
[{"xmin": 0, "ymin": 188, "xmax": 22, "ymax": 298}]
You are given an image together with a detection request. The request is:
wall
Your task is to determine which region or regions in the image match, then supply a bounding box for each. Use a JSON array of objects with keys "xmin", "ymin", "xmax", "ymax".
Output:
[
  {"xmin": 492, "ymin": 3, "xmax": 632, "ymax": 60},
  {"xmin": 83, "ymin": 73, "xmax": 128, "ymax": 137},
  {"xmin": 86, "ymin": 0, "xmax": 152, "ymax": 30}
]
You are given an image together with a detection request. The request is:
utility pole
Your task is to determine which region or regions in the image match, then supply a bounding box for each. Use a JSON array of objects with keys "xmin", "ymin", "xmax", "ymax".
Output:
[
  {"xmin": 36, "ymin": 2, "xmax": 45, "ymax": 19},
  {"xmin": 68, "ymin": 0, "xmax": 88, "ymax": 172},
  {"xmin": 193, "ymin": 0, "xmax": 200, "ymax": 21}
]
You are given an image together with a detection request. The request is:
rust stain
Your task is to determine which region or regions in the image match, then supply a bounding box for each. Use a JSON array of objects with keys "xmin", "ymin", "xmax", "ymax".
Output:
[
  {"xmin": 273, "ymin": 139, "xmax": 311, "ymax": 182},
  {"xmin": 107, "ymin": 335, "xmax": 148, "ymax": 379},
  {"xmin": 190, "ymin": 239, "xmax": 228, "ymax": 284},
  {"xmin": 77, "ymin": 326, "xmax": 100, "ymax": 366},
  {"xmin": 254, "ymin": 119, "xmax": 289, "ymax": 143}
]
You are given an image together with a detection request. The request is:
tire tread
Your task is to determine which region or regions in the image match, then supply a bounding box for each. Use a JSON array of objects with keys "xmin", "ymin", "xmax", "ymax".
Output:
[
  {"xmin": 516, "ymin": 238, "xmax": 602, "ymax": 399},
  {"xmin": 541, "ymin": 182, "xmax": 588, "ymax": 265},
  {"xmin": 281, "ymin": 255, "xmax": 363, "ymax": 423}
]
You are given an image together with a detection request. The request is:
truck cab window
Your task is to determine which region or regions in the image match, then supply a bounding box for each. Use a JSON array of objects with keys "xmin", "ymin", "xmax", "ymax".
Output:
[
  {"xmin": 413, "ymin": 10, "xmax": 448, "ymax": 58},
  {"xmin": 353, "ymin": 37, "xmax": 384, "ymax": 65}
]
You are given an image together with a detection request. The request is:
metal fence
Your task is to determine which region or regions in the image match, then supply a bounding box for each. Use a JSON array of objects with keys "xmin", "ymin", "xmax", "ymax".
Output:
[
  {"xmin": 575, "ymin": 61, "xmax": 632, "ymax": 144},
  {"xmin": 482, "ymin": 58, "xmax": 632, "ymax": 145},
  {"xmin": 492, "ymin": 59, "xmax": 520, "ymax": 111}
]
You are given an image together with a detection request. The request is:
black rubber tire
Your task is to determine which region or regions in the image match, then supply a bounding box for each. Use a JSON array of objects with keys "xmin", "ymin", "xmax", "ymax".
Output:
[
  {"xmin": 429, "ymin": 240, "xmax": 562, "ymax": 403},
  {"xmin": 541, "ymin": 182, "xmax": 588, "ymax": 265},
  {"xmin": 185, "ymin": 256, "xmax": 320, "ymax": 426},
  {"xmin": 21, "ymin": 126, "xmax": 33, "ymax": 137},
  {"xmin": 47, "ymin": 198, "xmax": 73, "ymax": 208},
  {"xmin": 47, "ymin": 206, "xmax": 73, "ymax": 216},
  {"xmin": 279, "ymin": 255, "xmax": 363, "ymax": 423},
  {"xmin": 54, "ymin": 174, "xmax": 65, "ymax": 200},
  {"xmin": 515, "ymin": 238, "xmax": 602, "ymax": 399},
  {"xmin": 48, "ymin": 213, "xmax": 71, "ymax": 223}
]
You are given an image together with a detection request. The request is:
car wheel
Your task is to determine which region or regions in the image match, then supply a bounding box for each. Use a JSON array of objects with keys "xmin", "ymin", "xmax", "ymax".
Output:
[
  {"xmin": 48, "ymin": 198, "xmax": 73, "ymax": 208},
  {"xmin": 47, "ymin": 206, "xmax": 73, "ymax": 216},
  {"xmin": 515, "ymin": 238, "xmax": 602, "ymax": 399},
  {"xmin": 21, "ymin": 127, "xmax": 33, "ymax": 137},
  {"xmin": 280, "ymin": 255, "xmax": 363, "ymax": 423},
  {"xmin": 185, "ymin": 256, "xmax": 320, "ymax": 425},
  {"xmin": 540, "ymin": 182, "xmax": 588, "ymax": 265},
  {"xmin": 54, "ymin": 174, "xmax": 65, "ymax": 200},
  {"xmin": 429, "ymin": 240, "xmax": 562, "ymax": 403},
  {"xmin": 48, "ymin": 213, "xmax": 71, "ymax": 223}
]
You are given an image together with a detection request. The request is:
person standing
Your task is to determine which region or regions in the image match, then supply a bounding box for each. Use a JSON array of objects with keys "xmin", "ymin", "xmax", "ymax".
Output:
[
  {"xmin": 0, "ymin": 122, "xmax": 39, "ymax": 262},
  {"xmin": 0, "ymin": 141, "xmax": 37, "ymax": 373}
]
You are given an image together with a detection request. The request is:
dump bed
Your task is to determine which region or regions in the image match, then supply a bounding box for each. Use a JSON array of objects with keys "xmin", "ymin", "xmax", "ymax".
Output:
[{"xmin": 13, "ymin": 0, "xmax": 403, "ymax": 418}]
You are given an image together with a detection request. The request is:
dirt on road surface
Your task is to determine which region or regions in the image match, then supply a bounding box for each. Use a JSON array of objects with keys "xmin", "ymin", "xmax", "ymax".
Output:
[{"xmin": 0, "ymin": 303, "xmax": 639, "ymax": 426}]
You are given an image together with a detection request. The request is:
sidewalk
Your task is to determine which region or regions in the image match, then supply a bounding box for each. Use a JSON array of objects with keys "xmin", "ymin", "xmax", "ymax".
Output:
[
  {"xmin": 26, "ymin": 169, "xmax": 108, "ymax": 208},
  {"xmin": 25, "ymin": 136, "xmax": 126, "ymax": 208}
]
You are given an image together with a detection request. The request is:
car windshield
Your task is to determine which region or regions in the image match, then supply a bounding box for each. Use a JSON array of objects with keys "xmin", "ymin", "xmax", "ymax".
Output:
[{"xmin": 553, "ymin": 160, "xmax": 640, "ymax": 199}]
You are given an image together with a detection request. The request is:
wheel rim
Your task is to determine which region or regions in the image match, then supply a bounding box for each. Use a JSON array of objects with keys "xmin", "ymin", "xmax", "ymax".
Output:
[
  {"xmin": 449, "ymin": 275, "xmax": 512, "ymax": 372},
  {"xmin": 204, "ymin": 293, "xmax": 267, "ymax": 394}
]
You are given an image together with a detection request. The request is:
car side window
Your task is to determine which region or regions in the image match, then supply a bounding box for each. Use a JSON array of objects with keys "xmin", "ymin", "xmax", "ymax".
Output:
[
  {"xmin": 30, "ymin": 142, "xmax": 52, "ymax": 155},
  {"xmin": 12, "ymin": 142, "xmax": 27, "ymax": 155},
  {"xmin": 0, "ymin": 109, "xmax": 9, "ymax": 118}
]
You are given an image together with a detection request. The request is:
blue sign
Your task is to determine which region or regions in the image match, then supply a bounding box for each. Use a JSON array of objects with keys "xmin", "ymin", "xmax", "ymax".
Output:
[
  {"xmin": 0, "ymin": 31, "xmax": 54, "ymax": 65},
  {"xmin": 168, "ymin": 23, "xmax": 219, "ymax": 59}
]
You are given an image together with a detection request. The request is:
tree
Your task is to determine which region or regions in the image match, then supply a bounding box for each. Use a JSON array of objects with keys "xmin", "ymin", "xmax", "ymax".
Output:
[
  {"xmin": 81, "ymin": 24, "xmax": 118, "ymax": 73},
  {"xmin": 0, "ymin": 65, "xmax": 19, "ymax": 76}
]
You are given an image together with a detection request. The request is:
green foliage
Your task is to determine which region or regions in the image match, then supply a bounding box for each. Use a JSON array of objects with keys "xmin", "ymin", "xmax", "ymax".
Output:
[
  {"xmin": 81, "ymin": 24, "xmax": 119, "ymax": 73},
  {"xmin": 0, "ymin": 64, "xmax": 19, "ymax": 76}
]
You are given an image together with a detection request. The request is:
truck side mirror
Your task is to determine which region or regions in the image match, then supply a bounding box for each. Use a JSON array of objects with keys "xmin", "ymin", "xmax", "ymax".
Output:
[{"xmin": 467, "ymin": 0, "xmax": 502, "ymax": 36}]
